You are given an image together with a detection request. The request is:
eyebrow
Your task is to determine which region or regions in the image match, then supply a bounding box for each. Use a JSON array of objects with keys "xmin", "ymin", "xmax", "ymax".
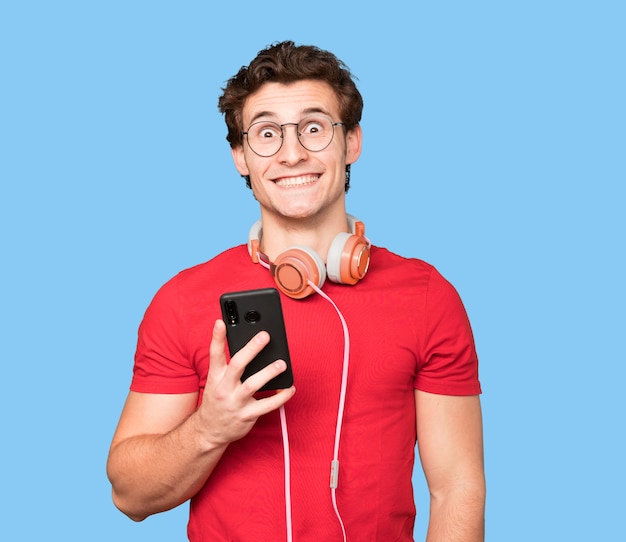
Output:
[{"xmin": 247, "ymin": 107, "xmax": 333, "ymax": 126}]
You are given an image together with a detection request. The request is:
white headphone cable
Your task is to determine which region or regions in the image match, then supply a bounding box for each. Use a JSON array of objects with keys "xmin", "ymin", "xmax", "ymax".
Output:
[
  {"xmin": 257, "ymin": 255, "xmax": 350, "ymax": 541},
  {"xmin": 308, "ymin": 281, "xmax": 349, "ymax": 542},
  {"xmin": 279, "ymin": 404, "xmax": 293, "ymax": 542}
]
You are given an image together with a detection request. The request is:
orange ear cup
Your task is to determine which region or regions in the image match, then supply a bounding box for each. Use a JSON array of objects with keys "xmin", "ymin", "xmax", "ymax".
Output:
[{"xmin": 272, "ymin": 247, "xmax": 327, "ymax": 300}]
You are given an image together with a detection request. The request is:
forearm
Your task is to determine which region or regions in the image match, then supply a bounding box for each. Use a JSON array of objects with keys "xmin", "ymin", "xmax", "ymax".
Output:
[
  {"xmin": 426, "ymin": 481, "xmax": 486, "ymax": 542},
  {"xmin": 107, "ymin": 411, "xmax": 228, "ymax": 521}
]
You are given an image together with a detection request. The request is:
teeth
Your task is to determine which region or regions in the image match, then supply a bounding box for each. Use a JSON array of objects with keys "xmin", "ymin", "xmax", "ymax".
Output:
[{"xmin": 275, "ymin": 175, "xmax": 319, "ymax": 187}]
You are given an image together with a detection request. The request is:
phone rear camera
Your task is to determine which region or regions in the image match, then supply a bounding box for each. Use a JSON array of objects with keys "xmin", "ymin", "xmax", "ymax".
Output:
[
  {"xmin": 244, "ymin": 310, "xmax": 261, "ymax": 323},
  {"xmin": 225, "ymin": 301, "xmax": 239, "ymax": 325}
]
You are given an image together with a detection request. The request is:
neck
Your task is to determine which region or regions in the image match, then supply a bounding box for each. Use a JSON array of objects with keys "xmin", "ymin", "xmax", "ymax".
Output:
[{"xmin": 259, "ymin": 209, "xmax": 350, "ymax": 263}]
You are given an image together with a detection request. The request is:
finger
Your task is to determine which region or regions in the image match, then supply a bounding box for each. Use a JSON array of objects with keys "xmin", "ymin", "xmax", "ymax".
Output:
[
  {"xmin": 208, "ymin": 319, "xmax": 228, "ymax": 375},
  {"xmin": 247, "ymin": 385, "xmax": 297, "ymax": 418},
  {"xmin": 225, "ymin": 330, "xmax": 271, "ymax": 383},
  {"xmin": 239, "ymin": 359, "xmax": 290, "ymax": 396}
]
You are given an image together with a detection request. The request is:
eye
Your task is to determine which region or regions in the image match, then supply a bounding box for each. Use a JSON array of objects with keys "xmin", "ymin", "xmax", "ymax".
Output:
[
  {"xmin": 251, "ymin": 122, "xmax": 281, "ymax": 139},
  {"xmin": 259, "ymin": 126, "xmax": 279, "ymax": 138},
  {"xmin": 300, "ymin": 119, "xmax": 326, "ymax": 135}
]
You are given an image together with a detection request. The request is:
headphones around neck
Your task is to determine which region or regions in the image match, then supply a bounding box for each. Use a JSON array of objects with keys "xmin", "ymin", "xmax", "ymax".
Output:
[{"xmin": 248, "ymin": 214, "xmax": 371, "ymax": 299}]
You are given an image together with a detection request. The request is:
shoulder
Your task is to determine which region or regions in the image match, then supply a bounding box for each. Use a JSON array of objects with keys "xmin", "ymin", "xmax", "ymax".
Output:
[
  {"xmin": 369, "ymin": 245, "xmax": 439, "ymax": 285},
  {"xmin": 176, "ymin": 245, "xmax": 249, "ymax": 280},
  {"xmin": 367, "ymin": 245, "xmax": 465, "ymax": 308},
  {"xmin": 146, "ymin": 244, "xmax": 274, "ymax": 315},
  {"xmin": 159, "ymin": 245, "xmax": 250, "ymax": 291},
  {"xmin": 141, "ymin": 245, "xmax": 249, "ymax": 311}
]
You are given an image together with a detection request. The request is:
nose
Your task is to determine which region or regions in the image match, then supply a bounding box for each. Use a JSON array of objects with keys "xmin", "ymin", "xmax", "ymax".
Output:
[{"xmin": 277, "ymin": 123, "xmax": 308, "ymax": 163}]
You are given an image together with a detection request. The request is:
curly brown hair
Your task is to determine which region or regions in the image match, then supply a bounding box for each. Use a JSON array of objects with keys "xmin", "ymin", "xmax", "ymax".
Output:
[{"xmin": 218, "ymin": 41, "xmax": 363, "ymax": 148}]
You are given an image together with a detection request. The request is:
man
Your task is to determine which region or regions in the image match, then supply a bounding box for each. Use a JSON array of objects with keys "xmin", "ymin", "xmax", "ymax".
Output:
[{"xmin": 107, "ymin": 41, "xmax": 485, "ymax": 541}]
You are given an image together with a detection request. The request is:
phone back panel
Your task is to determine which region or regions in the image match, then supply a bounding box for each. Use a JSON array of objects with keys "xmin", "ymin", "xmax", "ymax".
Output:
[{"xmin": 220, "ymin": 288, "xmax": 293, "ymax": 390}]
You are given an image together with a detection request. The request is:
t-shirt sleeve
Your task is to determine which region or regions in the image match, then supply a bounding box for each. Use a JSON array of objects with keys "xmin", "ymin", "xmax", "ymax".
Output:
[
  {"xmin": 131, "ymin": 275, "xmax": 200, "ymax": 394},
  {"xmin": 414, "ymin": 267, "xmax": 482, "ymax": 396}
]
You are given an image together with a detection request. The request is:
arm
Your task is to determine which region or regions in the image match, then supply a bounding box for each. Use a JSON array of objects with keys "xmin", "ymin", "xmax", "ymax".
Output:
[
  {"xmin": 416, "ymin": 390, "xmax": 485, "ymax": 542},
  {"xmin": 106, "ymin": 319, "xmax": 295, "ymax": 521}
]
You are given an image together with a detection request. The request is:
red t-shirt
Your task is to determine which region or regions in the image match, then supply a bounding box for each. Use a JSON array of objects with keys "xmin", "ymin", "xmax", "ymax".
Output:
[{"xmin": 132, "ymin": 245, "xmax": 481, "ymax": 541}]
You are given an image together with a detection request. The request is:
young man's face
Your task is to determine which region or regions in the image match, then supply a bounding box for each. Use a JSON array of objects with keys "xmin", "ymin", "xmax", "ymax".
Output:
[{"xmin": 232, "ymin": 80, "xmax": 362, "ymax": 222}]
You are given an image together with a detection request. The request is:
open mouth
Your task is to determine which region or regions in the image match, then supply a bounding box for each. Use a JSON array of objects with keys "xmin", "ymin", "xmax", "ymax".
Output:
[{"xmin": 274, "ymin": 174, "xmax": 320, "ymax": 187}]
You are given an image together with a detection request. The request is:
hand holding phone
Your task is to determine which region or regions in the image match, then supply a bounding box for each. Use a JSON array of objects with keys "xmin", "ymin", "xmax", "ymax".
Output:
[{"xmin": 220, "ymin": 288, "xmax": 294, "ymax": 391}]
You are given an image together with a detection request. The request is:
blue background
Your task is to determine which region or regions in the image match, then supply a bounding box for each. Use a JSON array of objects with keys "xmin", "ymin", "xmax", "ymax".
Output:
[{"xmin": 1, "ymin": 1, "xmax": 624, "ymax": 540}]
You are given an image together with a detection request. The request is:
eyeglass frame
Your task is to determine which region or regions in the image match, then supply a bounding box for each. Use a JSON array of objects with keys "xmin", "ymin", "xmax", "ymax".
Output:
[{"xmin": 241, "ymin": 117, "xmax": 345, "ymax": 157}]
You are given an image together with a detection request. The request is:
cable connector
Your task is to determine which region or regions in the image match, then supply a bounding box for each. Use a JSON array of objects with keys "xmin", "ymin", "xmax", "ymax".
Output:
[{"xmin": 330, "ymin": 459, "xmax": 339, "ymax": 489}]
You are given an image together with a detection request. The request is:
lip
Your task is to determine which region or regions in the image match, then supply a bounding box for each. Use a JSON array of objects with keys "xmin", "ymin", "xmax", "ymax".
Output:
[{"xmin": 273, "ymin": 174, "xmax": 320, "ymax": 187}]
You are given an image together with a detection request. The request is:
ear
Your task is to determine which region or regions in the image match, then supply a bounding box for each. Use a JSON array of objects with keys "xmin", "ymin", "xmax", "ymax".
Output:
[
  {"xmin": 231, "ymin": 145, "xmax": 250, "ymax": 176},
  {"xmin": 345, "ymin": 124, "xmax": 362, "ymax": 165}
]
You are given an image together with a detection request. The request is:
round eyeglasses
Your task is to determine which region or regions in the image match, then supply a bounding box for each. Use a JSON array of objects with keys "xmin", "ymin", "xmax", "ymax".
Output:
[{"xmin": 242, "ymin": 116, "xmax": 344, "ymax": 157}]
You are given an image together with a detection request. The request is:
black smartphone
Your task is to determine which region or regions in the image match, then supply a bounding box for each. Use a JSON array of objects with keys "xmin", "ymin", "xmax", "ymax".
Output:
[{"xmin": 220, "ymin": 287, "xmax": 294, "ymax": 391}]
